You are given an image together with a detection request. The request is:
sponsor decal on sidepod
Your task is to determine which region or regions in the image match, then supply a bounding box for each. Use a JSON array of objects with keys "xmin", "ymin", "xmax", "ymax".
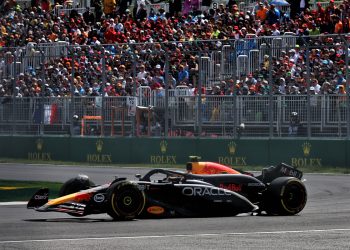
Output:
[
  {"xmin": 93, "ymin": 194, "xmax": 105, "ymax": 203},
  {"xmin": 147, "ymin": 206, "xmax": 165, "ymax": 215},
  {"xmin": 182, "ymin": 187, "xmax": 232, "ymax": 196}
]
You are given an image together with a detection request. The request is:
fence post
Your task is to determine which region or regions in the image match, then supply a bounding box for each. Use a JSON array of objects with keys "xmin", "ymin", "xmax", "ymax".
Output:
[
  {"xmin": 233, "ymin": 45, "xmax": 238, "ymax": 138},
  {"xmin": 69, "ymin": 50, "xmax": 76, "ymax": 136},
  {"xmin": 40, "ymin": 50, "xmax": 46, "ymax": 135},
  {"xmin": 164, "ymin": 53, "xmax": 169, "ymax": 138},
  {"xmin": 101, "ymin": 48, "xmax": 106, "ymax": 136},
  {"xmin": 131, "ymin": 46, "xmax": 137, "ymax": 137},
  {"xmin": 11, "ymin": 53, "xmax": 16, "ymax": 135},
  {"xmin": 305, "ymin": 41, "xmax": 311, "ymax": 138},
  {"xmin": 265, "ymin": 38, "xmax": 274, "ymax": 138},
  {"xmin": 342, "ymin": 36, "xmax": 350, "ymax": 139},
  {"xmin": 197, "ymin": 52, "xmax": 203, "ymax": 137}
]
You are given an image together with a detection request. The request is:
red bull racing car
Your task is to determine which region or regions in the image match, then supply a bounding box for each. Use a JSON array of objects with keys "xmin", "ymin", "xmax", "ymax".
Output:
[{"xmin": 27, "ymin": 158, "xmax": 307, "ymax": 220}]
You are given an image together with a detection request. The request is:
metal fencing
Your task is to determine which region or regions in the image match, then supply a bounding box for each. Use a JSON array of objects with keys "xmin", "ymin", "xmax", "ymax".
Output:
[
  {"xmin": 0, "ymin": 34, "xmax": 350, "ymax": 138},
  {"xmin": 0, "ymin": 94, "xmax": 349, "ymax": 138}
]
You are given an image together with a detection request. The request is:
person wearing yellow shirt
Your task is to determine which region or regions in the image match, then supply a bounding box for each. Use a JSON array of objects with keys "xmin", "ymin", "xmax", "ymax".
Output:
[
  {"xmin": 211, "ymin": 29, "xmax": 220, "ymax": 39},
  {"xmin": 0, "ymin": 25, "xmax": 7, "ymax": 36},
  {"xmin": 103, "ymin": 0, "xmax": 116, "ymax": 17}
]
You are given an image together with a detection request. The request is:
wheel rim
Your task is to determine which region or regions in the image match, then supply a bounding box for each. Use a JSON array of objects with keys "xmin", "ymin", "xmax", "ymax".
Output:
[
  {"xmin": 282, "ymin": 182, "xmax": 306, "ymax": 212},
  {"xmin": 114, "ymin": 188, "xmax": 142, "ymax": 215}
]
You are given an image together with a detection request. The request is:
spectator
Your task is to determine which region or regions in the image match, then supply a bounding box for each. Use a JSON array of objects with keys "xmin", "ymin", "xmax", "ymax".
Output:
[
  {"xmin": 103, "ymin": 0, "xmax": 116, "ymax": 17},
  {"xmin": 266, "ymin": 4, "xmax": 281, "ymax": 25},
  {"xmin": 91, "ymin": 0, "xmax": 103, "ymax": 21},
  {"xmin": 333, "ymin": 15, "xmax": 343, "ymax": 33},
  {"xmin": 83, "ymin": 7, "xmax": 95, "ymax": 25},
  {"xmin": 182, "ymin": 0, "xmax": 200, "ymax": 15},
  {"xmin": 118, "ymin": 0, "xmax": 132, "ymax": 16},
  {"xmin": 255, "ymin": 2, "xmax": 268, "ymax": 23},
  {"xmin": 136, "ymin": 64, "xmax": 148, "ymax": 81},
  {"xmin": 271, "ymin": 23, "xmax": 281, "ymax": 35},
  {"xmin": 1, "ymin": 0, "xmax": 350, "ymax": 100},
  {"xmin": 177, "ymin": 65, "xmax": 189, "ymax": 84},
  {"xmin": 288, "ymin": 112, "xmax": 300, "ymax": 136},
  {"xmin": 135, "ymin": 2, "xmax": 147, "ymax": 21}
]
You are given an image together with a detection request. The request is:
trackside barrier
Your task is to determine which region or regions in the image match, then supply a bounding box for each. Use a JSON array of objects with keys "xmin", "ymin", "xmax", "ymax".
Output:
[
  {"xmin": 0, "ymin": 136, "xmax": 349, "ymax": 167},
  {"xmin": 0, "ymin": 95, "xmax": 349, "ymax": 137}
]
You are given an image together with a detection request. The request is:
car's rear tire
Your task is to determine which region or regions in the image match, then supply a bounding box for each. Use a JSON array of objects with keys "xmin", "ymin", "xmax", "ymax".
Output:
[
  {"xmin": 58, "ymin": 174, "xmax": 95, "ymax": 217},
  {"xmin": 264, "ymin": 177, "xmax": 307, "ymax": 215},
  {"xmin": 106, "ymin": 181, "xmax": 145, "ymax": 220}
]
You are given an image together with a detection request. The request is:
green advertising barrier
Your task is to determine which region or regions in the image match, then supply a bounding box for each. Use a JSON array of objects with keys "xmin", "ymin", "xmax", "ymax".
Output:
[{"xmin": 0, "ymin": 136, "xmax": 348, "ymax": 168}]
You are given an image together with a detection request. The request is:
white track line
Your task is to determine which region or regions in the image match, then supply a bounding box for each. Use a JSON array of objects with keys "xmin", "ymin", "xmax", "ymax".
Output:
[
  {"xmin": 1, "ymin": 228, "xmax": 350, "ymax": 244},
  {"xmin": 0, "ymin": 202, "xmax": 27, "ymax": 206}
]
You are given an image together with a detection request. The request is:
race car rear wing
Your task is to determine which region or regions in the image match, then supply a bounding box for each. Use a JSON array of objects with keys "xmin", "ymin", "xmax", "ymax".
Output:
[
  {"xmin": 27, "ymin": 188, "xmax": 49, "ymax": 209},
  {"xmin": 257, "ymin": 163, "xmax": 303, "ymax": 184}
]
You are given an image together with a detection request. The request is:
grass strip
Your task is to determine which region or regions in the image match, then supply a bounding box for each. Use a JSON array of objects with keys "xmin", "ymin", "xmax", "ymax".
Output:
[{"xmin": 0, "ymin": 180, "xmax": 62, "ymax": 202}]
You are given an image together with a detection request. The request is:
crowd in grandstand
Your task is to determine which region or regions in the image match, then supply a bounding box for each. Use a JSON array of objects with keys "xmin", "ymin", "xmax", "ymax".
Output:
[{"xmin": 0, "ymin": 0, "xmax": 349, "ymax": 98}]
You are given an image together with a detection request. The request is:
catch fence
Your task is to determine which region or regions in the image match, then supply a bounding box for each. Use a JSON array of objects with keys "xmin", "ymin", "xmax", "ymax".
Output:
[{"xmin": 0, "ymin": 94, "xmax": 349, "ymax": 138}]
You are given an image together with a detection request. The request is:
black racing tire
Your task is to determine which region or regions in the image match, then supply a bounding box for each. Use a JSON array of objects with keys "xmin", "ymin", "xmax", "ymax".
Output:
[
  {"xmin": 58, "ymin": 174, "xmax": 95, "ymax": 217},
  {"xmin": 106, "ymin": 181, "xmax": 145, "ymax": 221},
  {"xmin": 58, "ymin": 174, "xmax": 95, "ymax": 197},
  {"xmin": 264, "ymin": 177, "xmax": 307, "ymax": 216}
]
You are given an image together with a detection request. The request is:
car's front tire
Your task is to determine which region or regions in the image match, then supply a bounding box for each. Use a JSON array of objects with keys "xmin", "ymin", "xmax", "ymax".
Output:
[
  {"xmin": 58, "ymin": 174, "xmax": 95, "ymax": 197},
  {"xmin": 58, "ymin": 174, "xmax": 95, "ymax": 217},
  {"xmin": 106, "ymin": 181, "xmax": 145, "ymax": 220}
]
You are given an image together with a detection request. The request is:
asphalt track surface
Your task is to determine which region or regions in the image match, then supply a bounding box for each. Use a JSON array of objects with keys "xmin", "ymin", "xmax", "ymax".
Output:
[{"xmin": 1, "ymin": 163, "xmax": 350, "ymax": 250}]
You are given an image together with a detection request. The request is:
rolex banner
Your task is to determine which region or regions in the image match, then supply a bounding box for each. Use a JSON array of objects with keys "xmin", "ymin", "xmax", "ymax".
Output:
[{"xmin": 0, "ymin": 137, "xmax": 348, "ymax": 167}]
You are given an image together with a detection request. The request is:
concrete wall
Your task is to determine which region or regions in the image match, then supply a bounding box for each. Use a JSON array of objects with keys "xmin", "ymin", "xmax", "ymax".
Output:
[{"xmin": 0, "ymin": 136, "xmax": 347, "ymax": 168}]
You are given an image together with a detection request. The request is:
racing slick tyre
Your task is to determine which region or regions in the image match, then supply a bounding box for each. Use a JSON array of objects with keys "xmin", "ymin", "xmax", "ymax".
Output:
[
  {"xmin": 106, "ymin": 181, "xmax": 146, "ymax": 221},
  {"xmin": 264, "ymin": 177, "xmax": 307, "ymax": 216},
  {"xmin": 58, "ymin": 174, "xmax": 95, "ymax": 217},
  {"xmin": 58, "ymin": 174, "xmax": 95, "ymax": 197}
]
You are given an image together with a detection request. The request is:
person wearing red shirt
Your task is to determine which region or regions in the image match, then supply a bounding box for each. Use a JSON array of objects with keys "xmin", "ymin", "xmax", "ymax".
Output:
[{"xmin": 104, "ymin": 26, "xmax": 117, "ymax": 42}]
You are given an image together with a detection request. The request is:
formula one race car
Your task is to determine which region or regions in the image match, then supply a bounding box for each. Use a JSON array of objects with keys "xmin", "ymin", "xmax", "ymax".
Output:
[{"xmin": 27, "ymin": 158, "xmax": 307, "ymax": 220}]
